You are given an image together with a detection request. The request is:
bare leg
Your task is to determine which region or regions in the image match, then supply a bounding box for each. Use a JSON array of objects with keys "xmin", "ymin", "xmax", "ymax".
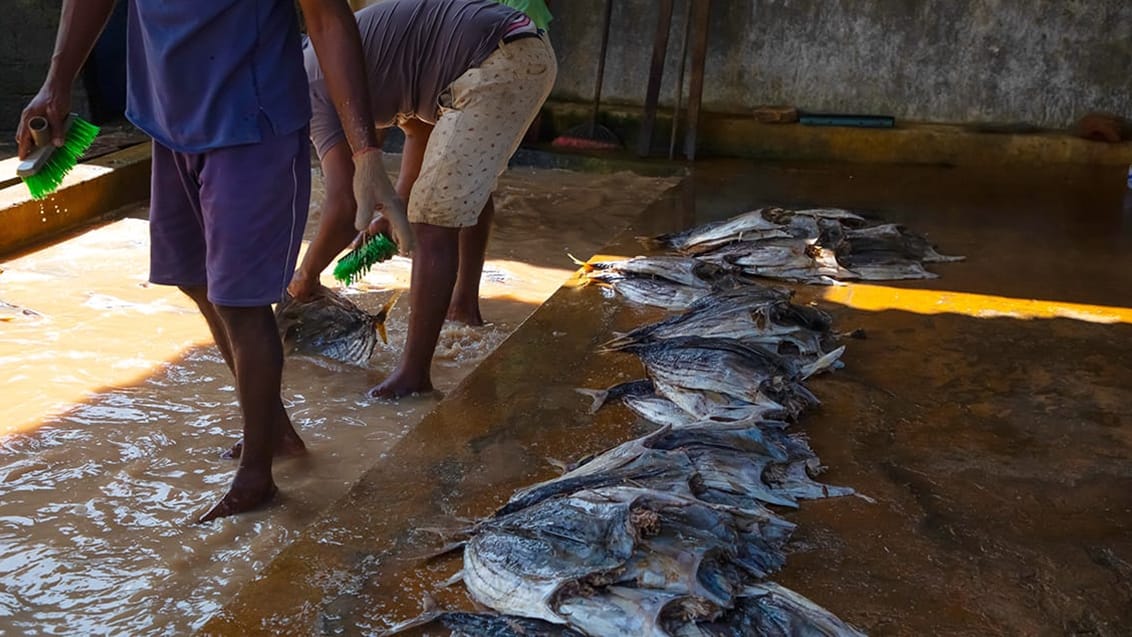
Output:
[
  {"xmin": 368, "ymin": 222, "xmax": 459, "ymax": 399},
  {"xmin": 198, "ymin": 303, "xmax": 292, "ymax": 523},
  {"xmin": 447, "ymin": 197, "xmax": 493, "ymax": 326},
  {"xmin": 180, "ymin": 286, "xmax": 305, "ymax": 459}
]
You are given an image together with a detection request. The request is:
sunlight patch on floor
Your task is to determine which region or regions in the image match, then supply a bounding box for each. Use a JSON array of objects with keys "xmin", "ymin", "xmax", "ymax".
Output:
[{"xmin": 822, "ymin": 283, "xmax": 1132, "ymax": 324}]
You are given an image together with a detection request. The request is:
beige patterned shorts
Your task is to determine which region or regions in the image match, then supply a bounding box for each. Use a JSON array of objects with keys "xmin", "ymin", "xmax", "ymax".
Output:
[{"xmin": 408, "ymin": 35, "xmax": 558, "ymax": 227}]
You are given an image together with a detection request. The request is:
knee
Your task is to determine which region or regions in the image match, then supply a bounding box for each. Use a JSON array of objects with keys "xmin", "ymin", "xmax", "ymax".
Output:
[
  {"xmin": 412, "ymin": 222, "xmax": 461, "ymax": 246},
  {"xmin": 179, "ymin": 285, "xmax": 210, "ymax": 308}
]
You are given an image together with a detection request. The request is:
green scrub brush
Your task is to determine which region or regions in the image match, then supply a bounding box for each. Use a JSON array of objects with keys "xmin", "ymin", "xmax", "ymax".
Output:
[
  {"xmin": 333, "ymin": 232, "xmax": 398, "ymax": 285},
  {"xmin": 17, "ymin": 114, "xmax": 100, "ymax": 199}
]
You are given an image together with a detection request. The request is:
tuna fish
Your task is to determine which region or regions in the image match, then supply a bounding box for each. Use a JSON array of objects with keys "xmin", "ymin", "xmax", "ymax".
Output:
[
  {"xmin": 644, "ymin": 207, "xmax": 794, "ymax": 254},
  {"xmin": 669, "ymin": 582, "xmax": 868, "ymax": 636},
  {"xmin": 602, "ymin": 287, "xmax": 835, "ymax": 357},
  {"xmin": 587, "ymin": 271, "xmax": 715, "ymax": 311},
  {"xmin": 501, "ymin": 418, "xmax": 857, "ymax": 522},
  {"xmin": 666, "ymin": 206, "xmax": 960, "ymax": 284},
  {"xmin": 842, "ymin": 223, "xmax": 964, "ymax": 264},
  {"xmin": 466, "ymin": 485, "xmax": 804, "ymax": 630},
  {"xmin": 619, "ymin": 337, "xmax": 839, "ymax": 419},
  {"xmin": 574, "ymin": 255, "xmax": 731, "ymax": 289},
  {"xmin": 463, "ymin": 491, "xmax": 640, "ymax": 624},
  {"xmin": 377, "ymin": 608, "xmax": 588, "ymax": 636},
  {"xmin": 496, "ymin": 423, "xmax": 799, "ymax": 517},
  {"xmin": 274, "ymin": 286, "xmax": 399, "ymax": 367},
  {"xmin": 579, "ymin": 379, "xmax": 788, "ymax": 426},
  {"xmin": 556, "ymin": 585, "xmax": 721, "ymax": 637}
]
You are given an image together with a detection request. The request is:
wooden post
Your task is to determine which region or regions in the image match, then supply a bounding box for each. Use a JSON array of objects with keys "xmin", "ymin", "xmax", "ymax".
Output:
[
  {"xmin": 636, "ymin": 0, "xmax": 674, "ymax": 157},
  {"xmin": 683, "ymin": 0, "xmax": 711, "ymax": 161}
]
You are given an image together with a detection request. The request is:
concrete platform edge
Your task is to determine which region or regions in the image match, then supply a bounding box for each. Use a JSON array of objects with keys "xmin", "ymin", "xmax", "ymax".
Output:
[{"xmin": 0, "ymin": 143, "xmax": 152, "ymax": 259}]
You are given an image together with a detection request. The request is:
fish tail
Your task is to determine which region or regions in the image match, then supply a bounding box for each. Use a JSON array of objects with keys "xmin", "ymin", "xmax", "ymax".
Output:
[
  {"xmin": 371, "ymin": 290, "xmax": 404, "ymax": 344},
  {"xmin": 636, "ymin": 234, "xmax": 670, "ymax": 250},
  {"xmin": 575, "ymin": 387, "xmax": 609, "ymax": 414},
  {"xmin": 567, "ymin": 253, "xmax": 596, "ymax": 273},
  {"xmin": 597, "ymin": 332, "xmax": 633, "ymax": 352}
]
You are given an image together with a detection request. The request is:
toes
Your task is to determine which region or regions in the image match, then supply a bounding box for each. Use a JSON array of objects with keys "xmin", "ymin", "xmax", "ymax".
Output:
[
  {"xmin": 221, "ymin": 440, "xmax": 244, "ymax": 460},
  {"xmin": 197, "ymin": 482, "xmax": 278, "ymax": 524}
]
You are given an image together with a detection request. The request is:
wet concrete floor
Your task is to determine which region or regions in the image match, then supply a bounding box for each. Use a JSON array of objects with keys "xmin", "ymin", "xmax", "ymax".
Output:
[
  {"xmin": 0, "ymin": 160, "xmax": 680, "ymax": 634},
  {"xmin": 194, "ymin": 157, "xmax": 1131, "ymax": 635}
]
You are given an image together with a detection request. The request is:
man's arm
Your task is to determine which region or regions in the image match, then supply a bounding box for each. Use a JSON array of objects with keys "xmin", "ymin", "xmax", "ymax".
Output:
[
  {"xmin": 297, "ymin": 0, "xmax": 414, "ymax": 254},
  {"xmin": 16, "ymin": 0, "xmax": 116, "ymax": 159},
  {"xmin": 288, "ymin": 142, "xmax": 359, "ymax": 300},
  {"xmin": 295, "ymin": 0, "xmax": 378, "ymax": 156},
  {"xmin": 395, "ymin": 118, "xmax": 433, "ymax": 202}
]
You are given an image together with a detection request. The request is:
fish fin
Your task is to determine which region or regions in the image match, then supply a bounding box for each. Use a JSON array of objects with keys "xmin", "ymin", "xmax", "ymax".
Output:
[
  {"xmin": 372, "ymin": 290, "xmax": 403, "ymax": 344},
  {"xmin": 575, "ymin": 387, "xmax": 609, "ymax": 414},
  {"xmin": 440, "ymin": 570, "xmax": 464, "ymax": 588},
  {"xmin": 567, "ymin": 253, "xmax": 596, "ymax": 273},
  {"xmin": 546, "ymin": 456, "xmax": 571, "ymax": 473},
  {"xmin": 371, "ymin": 606, "xmax": 441, "ymax": 633},
  {"xmin": 404, "ymin": 539, "xmax": 466, "ymax": 563},
  {"xmin": 801, "ymin": 345, "xmax": 846, "ymax": 379}
]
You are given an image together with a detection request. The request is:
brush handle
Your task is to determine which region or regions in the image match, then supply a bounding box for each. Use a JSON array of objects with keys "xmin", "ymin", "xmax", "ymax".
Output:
[
  {"xmin": 28, "ymin": 117, "xmax": 51, "ymax": 148},
  {"xmin": 16, "ymin": 114, "xmax": 79, "ymax": 178}
]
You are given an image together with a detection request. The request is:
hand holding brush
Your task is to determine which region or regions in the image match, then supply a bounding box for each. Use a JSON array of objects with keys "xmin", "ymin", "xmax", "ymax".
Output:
[
  {"xmin": 332, "ymin": 220, "xmax": 399, "ymax": 286},
  {"xmin": 352, "ymin": 147, "xmax": 414, "ymax": 256},
  {"xmin": 16, "ymin": 89, "xmax": 99, "ymax": 199}
]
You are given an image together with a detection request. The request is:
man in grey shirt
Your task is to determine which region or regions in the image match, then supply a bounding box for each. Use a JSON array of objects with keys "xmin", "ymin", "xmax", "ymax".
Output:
[{"xmin": 291, "ymin": 0, "xmax": 556, "ymax": 398}]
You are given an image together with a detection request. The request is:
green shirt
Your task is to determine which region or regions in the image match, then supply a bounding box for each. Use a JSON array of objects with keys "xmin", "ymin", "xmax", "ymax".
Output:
[{"xmin": 496, "ymin": 0, "xmax": 552, "ymax": 30}]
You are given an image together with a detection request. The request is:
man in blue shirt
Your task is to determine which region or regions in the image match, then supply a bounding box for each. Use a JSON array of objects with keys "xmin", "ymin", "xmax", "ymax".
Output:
[{"xmin": 16, "ymin": 0, "xmax": 408, "ymax": 523}]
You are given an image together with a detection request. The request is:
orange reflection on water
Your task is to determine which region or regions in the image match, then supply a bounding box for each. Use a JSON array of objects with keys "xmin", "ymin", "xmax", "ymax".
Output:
[
  {"xmin": 0, "ymin": 217, "xmax": 213, "ymax": 438},
  {"xmin": 822, "ymin": 282, "xmax": 1132, "ymax": 325}
]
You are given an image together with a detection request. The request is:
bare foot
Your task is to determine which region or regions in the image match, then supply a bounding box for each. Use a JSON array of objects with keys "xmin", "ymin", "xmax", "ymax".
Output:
[
  {"xmin": 197, "ymin": 468, "xmax": 277, "ymax": 523},
  {"xmin": 446, "ymin": 302, "xmax": 483, "ymax": 326},
  {"xmin": 223, "ymin": 426, "xmax": 307, "ymax": 460},
  {"xmin": 367, "ymin": 373, "xmax": 433, "ymax": 400}
]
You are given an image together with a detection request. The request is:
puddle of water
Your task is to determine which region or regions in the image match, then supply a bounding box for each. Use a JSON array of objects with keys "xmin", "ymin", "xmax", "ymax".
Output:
[{"xmin": 0, "ymin": 162, "xmax": 680, "ymax": 635}]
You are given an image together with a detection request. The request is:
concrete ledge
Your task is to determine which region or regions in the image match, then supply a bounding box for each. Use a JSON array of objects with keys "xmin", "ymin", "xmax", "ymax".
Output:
[
  {"xmin": 195, "ymin": 180, "xmax": 691, "ymax": 637},
  {"xmin": 541, "ymin": 100, "xmax": 1132, "ymax": 167},
  {"xmin": 0, "ymin": 142, "xmax": 151, "ymax": 258}
]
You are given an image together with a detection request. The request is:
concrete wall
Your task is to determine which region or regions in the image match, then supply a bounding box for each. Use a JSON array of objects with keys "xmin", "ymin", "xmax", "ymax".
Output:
[
  {"xmin": 1, "ymin": 1, "xmax": 89, "ymax": 135},
  {"xmin": 548, "ymin": 0, "xmax": 1132, "ymax": 128},
  {"xmin": 5, "ymin": 1, "xmax": 1125, "ymax": 133},
  {"xmin": 1, "ymin": 2, "xmax": 59, "ymax": 132}
]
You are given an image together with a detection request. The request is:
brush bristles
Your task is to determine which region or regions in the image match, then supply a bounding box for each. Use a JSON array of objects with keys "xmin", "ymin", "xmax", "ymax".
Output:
[
  {"xmin": 332, "ymin": 233, "xmax": 398, "ymax": 285},
  {"xmin": 22, "ymin": 117, "xmax": 101, "ymax": 200}
]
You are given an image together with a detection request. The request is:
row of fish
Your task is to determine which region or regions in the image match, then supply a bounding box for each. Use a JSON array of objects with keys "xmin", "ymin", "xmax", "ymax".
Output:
[
  {"xmin": 580, "ymin": 206, "xmax": 962, "ymax": 308},
  {"xmin": 380, "ymin": 224, "xmax": 875, "ymax": 635},
  {"xmin": 383, "ymin": 206, "xmax": 955, "ymax": 634},
  {"xmin": 434, "ymin": 286, "xmax": 865, "ymax": 634}
]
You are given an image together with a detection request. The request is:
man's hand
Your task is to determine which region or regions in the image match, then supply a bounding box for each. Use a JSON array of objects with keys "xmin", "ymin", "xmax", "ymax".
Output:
[
  {"xmin": 287, "ymin": 268, "xmax": 322, "ymax": 302},
  {"xmin": 16, "ymin": 83, "xmax": 71, "ymax": 160},
  {"xmin": 352, "ymin": 148, "xmax": 414, "ymax": 256}
]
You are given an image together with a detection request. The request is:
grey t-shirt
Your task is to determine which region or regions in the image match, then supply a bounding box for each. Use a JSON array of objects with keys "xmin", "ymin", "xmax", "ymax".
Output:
[{"xmin": 305, "ymin": 0, "xmax": 521, "ymax": 159}]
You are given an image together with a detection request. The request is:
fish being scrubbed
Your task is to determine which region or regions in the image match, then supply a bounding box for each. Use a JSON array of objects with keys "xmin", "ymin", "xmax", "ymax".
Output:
[{"xmin": 274, "ymin": 286, "xmax": 400, "ymax": 367}]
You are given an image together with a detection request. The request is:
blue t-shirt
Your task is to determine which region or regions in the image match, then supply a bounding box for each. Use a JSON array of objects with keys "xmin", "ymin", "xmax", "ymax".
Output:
[{"xmin": 125, "ymin": 0, "xmax": 311, "ymax": 153}]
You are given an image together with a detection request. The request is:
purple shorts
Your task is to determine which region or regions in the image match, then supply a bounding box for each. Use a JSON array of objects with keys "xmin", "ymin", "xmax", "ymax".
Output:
[{"xmin": 148, "ymin": 126, "xmax": 311, "ymax": 307}]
